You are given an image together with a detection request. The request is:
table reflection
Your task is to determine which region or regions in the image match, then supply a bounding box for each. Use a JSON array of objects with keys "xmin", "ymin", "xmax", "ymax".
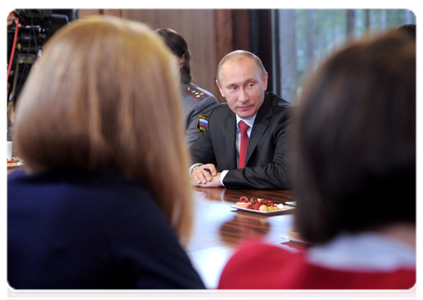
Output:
[
  {"xmin": 188, "ymin": 187, "xmax": 298, "ymax": 288},
  {"xmin": 219, "ymin": 214, "xmax": 270, "ymax": 246}
]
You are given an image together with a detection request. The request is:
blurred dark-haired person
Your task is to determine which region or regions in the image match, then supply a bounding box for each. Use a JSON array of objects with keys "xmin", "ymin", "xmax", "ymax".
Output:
[
  {"xmin": 8, "ymin": 16, "xmax": 205, "ymax": 289},
  {"xmin": 156, "ymin": 28, "xmax": 218, "ymax": 147},
  {"xmin": 218, "ymin": 31, "xmax": 415, "ymax": 289},
  {"xmin": 391, "ymin": 23, "xmax": 415, "ymax": 40},
  {"xmin": 189, "ymin": 50, "xmax": 291, "ymax": 189}
]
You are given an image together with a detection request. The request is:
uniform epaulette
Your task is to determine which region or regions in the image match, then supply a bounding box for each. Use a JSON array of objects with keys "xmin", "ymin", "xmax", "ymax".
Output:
[{"xmin": 185, "ymin": 86, "xmax": 209, "ymax": 101}]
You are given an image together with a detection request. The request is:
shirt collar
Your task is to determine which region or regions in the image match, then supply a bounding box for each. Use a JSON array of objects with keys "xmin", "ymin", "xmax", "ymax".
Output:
[
  {"xmin": 236, "ymin": 113, "xmax": 256, "ymax": 130},
  {"xmin": 307, "ymin": 231, "xmax": 416, "ymax": 271}
]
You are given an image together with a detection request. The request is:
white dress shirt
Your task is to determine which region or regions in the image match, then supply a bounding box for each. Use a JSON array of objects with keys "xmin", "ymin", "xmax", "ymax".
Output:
[
  {"xmin": 219, "ymin": 114, "xmax": 257, "ymax": 185},
  {"xmin": 189, "ymin": 113, "xmax": 257, "ymax": 186}
]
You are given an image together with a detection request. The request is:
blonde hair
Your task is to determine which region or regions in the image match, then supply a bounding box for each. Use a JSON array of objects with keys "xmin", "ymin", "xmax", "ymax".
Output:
[{"xmin": 13, "ymin": 16, "xmax": 194, "ymax": 246}]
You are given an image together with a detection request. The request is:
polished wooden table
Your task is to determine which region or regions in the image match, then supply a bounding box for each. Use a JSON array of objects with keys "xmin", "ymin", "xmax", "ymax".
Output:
[{"xmin": 187, "ymin": 187, "xmax": 300, "ymax": 288}]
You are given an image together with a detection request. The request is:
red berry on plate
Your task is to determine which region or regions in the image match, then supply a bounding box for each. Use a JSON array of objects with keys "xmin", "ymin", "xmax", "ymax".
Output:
[{"xmin": 239, "ymin": 196, "xmax": 248, "ymax": 203}]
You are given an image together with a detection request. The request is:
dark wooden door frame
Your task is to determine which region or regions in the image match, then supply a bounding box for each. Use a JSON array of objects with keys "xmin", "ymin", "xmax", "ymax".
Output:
[{"xmin": 251, "ymin": 9, "xmax": 274, "ymax": 93}]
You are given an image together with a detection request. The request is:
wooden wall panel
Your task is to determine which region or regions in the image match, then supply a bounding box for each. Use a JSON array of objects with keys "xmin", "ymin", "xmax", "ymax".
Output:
[
  {"xmin": 122, "ymin": 9, "xmax": 222, "ymax": 101},
  {"xmin": 232, "ymin": 10, "xmax": 251, "ymax": 51},
  {"xmin": 212, "ymin": 10, "xmax": 233, "ymax": 102},
  {"xmin": 78, "ymin": 9, "xmax": 121, "ymax": 18},
  {"xmin": 76, "ymin": 9, "xmax": 251, "ymax": 103},
  {"xmin": 77, "ymin": 9, "xmax": 99, "ymax": 18},
  {"xmin": 102, "ymin": 9, "xmax": 122, "ymax": 18}
]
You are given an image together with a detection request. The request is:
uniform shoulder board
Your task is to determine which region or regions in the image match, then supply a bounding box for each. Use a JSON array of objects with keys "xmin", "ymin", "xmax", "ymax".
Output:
[
  {"xmin": 185, "ymin": 85, "xmax": 210, "ymax": 101},
  {"xmin": 196, "ymin": 114, "xmax": 209, "ymax": 133}
]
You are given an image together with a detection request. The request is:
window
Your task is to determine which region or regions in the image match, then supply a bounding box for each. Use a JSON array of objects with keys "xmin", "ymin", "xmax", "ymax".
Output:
[{"xmin": 272, "ymin": 9, "xmax": 416, "ymax": 104}]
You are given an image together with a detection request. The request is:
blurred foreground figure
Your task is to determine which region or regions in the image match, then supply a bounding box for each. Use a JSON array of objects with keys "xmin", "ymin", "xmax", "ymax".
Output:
[
  {"xmin": 219, "ymin": 31, "xmax": 415, "ymax": 289},
  {"xmin": 391, "ymin": 23, "xmax": 415, "ymax": 40},
  {"xmin": 8, "ymin": 16, "xmax": 205, "ymax": 289}
]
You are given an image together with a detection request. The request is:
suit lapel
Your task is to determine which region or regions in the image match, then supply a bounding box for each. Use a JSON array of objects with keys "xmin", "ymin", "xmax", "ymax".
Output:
[
  {"xmin": 225, "ymin": 113, "xmax": 237, "ymax": 169},
  {"xmin": 246, "ymin": 94, "xmax": 272, "ymax": 165}
]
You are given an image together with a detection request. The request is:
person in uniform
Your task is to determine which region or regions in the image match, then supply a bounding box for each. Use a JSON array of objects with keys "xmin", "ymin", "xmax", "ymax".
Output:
[{"xmin": 156, "ymin": 28, "xmax": 219, "ymax": 147}]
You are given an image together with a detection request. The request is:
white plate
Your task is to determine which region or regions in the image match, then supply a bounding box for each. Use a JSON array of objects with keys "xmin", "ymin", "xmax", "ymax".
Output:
[
  {"xmin": 7, "ymin": 163, "xmax": 23, "ymax": 169},
  {"xmin": 280, "ymin": 235, "xmax": 308, "ymax": 243},
  {"xmin": 7, "ymin": 157, "xmax": 23, "ymax": 168},
  {"xmin": 231, "ymin": 205, "xmax": 295, "ymax": 215},
  {"xmin": 285, "ymin": 201, "xmax": 296, "ymax": 206}
]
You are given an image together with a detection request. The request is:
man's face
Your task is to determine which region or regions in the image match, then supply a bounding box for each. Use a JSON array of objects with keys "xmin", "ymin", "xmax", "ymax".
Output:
[{"xmin": 216, "ymin": 57, "xmax": 268, "ymax": 119}]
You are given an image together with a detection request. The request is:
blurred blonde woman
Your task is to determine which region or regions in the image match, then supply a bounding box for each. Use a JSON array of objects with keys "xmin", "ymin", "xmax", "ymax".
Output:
[{"xmin": 8, "ymin": 16, "xmax": 205, "ymax": 289}]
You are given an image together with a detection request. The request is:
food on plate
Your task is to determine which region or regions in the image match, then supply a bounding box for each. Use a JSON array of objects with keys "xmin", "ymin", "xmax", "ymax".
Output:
[
  {"xmin": 7, "ymin": 158, "xmax": 18, "ymax": 166},
  {"xmin": 236, "ymin": 196, "xmax": 251, "ymax": 208},
  {"xmin": 259, "ymin": 205, "xmax": 268, "ymax": 212},
  {"xmin": 238, "ymin": 196, "xmax": 249, "ymax": 202},
  {"xmin": 236, "ymin": 202, "xmax": 250, "ymax": 208},
  {"xmin": 288, "ymin": 229, "xmax": 302, "ymax": 241},
  {"xmin": 236, "ymin": 196, "xmax": 283, "ymax": 211},
  {"xmin": 268, "ymin": 205, "xmax": 284, "ymax": 211}
]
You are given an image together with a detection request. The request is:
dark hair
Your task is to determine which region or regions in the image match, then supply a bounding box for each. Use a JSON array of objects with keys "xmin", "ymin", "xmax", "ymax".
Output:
[
  {"xmin": 291, "ymin": 32, "xmax": 416, "ymax": 245},
  {"xmin": 391, "ymin": 24, "xmax": 416, "ymax": 41},
  {"xmin": 156, "ymin": 28, "xmax": 191, "ymax": 84}
]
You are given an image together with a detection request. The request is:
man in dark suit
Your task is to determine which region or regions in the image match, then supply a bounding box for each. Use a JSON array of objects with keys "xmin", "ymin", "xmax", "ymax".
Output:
[{"xmin": 189, "ymin": 50, "xmax": 291, "ymax": 189}]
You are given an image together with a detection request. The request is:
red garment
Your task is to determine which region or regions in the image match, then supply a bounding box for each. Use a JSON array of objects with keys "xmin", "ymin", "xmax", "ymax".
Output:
[{"xmin": 218, "ymin": 242, "xmax": 415, "ymax": 289}]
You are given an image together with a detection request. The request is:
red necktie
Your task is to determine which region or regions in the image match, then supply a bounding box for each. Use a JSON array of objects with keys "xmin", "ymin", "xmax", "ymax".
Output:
[{"xmin": 238, "ymin": 121, "xmax": 250, "ymax": 169}]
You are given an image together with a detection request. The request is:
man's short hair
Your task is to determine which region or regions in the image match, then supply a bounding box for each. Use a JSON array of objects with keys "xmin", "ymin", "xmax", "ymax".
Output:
[{"xmin": 216, "ymin": 50, "xmax": 267, "ymax": 83}]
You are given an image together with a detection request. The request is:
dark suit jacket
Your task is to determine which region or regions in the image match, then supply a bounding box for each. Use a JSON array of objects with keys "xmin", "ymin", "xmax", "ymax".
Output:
[
  {"xmin": 190, "ymin": 92, "xmax": 291, "ymax": 189},
  {"xmin": 8, "ymin": 169, "xmax": 205, "ymax": 289}
]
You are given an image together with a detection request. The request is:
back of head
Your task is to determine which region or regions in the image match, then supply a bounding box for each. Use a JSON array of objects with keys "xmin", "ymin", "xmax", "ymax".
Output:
[
  {"xmin": 156, "ymin": 28, "xmax": 191, "ymax": 83},
  {"xmin": 13, "ymin": 16, "xmax": 193, "ymax": 244},
  {"xmin": 291, "ymin": 31, "xmax": 416, "ymax": 244}
]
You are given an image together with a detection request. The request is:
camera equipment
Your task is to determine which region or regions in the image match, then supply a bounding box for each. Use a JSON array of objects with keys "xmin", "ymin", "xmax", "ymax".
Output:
[{"xmin": 7, "ymin": 9, "xmax": 78, "ymax": 138}]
